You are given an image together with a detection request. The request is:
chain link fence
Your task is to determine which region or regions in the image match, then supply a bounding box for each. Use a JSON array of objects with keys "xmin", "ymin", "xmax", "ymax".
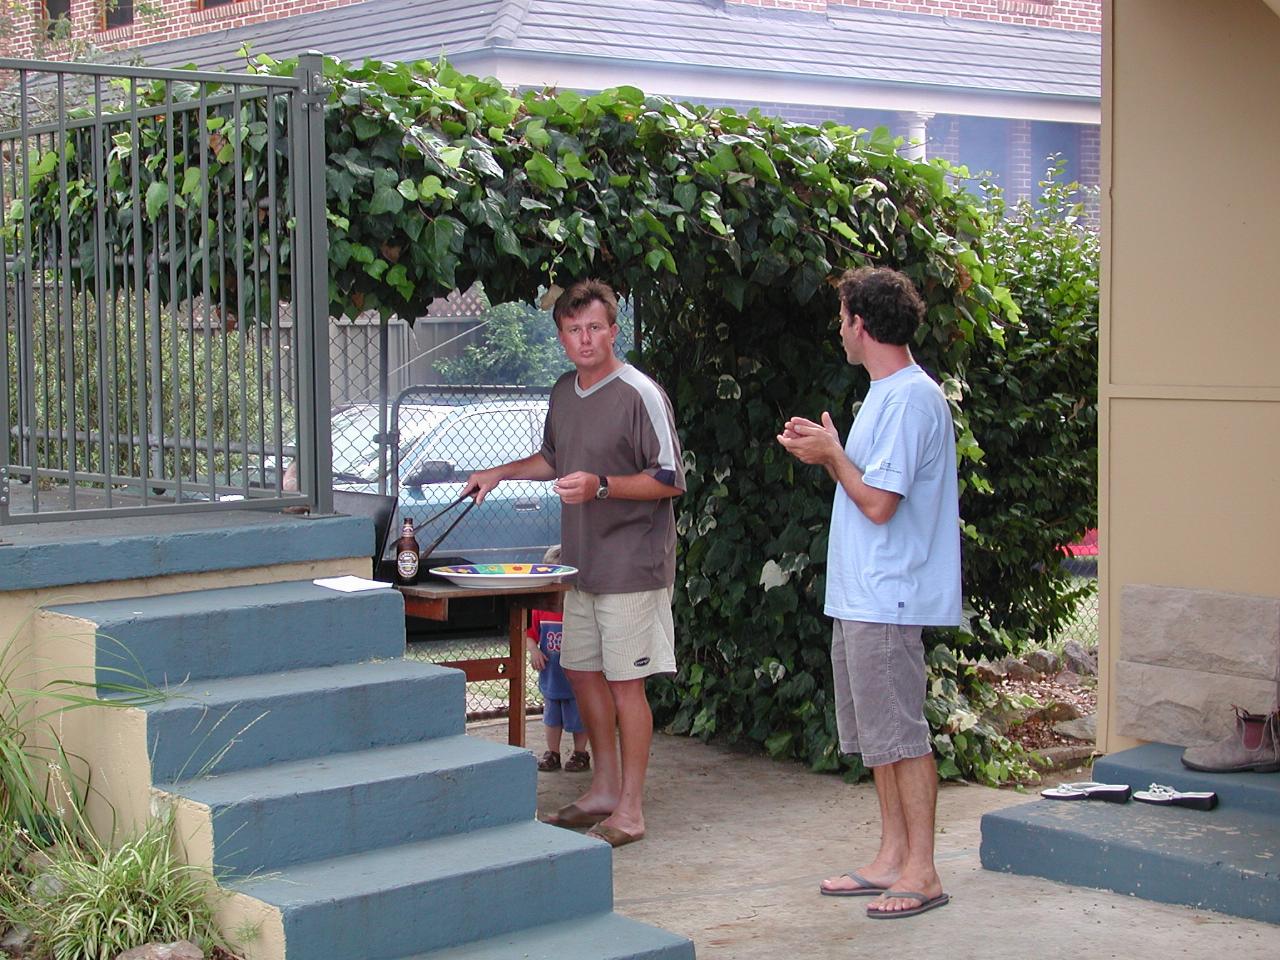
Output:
[
  {"xmin": 406, "ymin": 632, "xmax": 546, "ymax": 720},
  {"xmin": 1062, "ymin": 533, "xmax": 1099, "ymax": 650}
]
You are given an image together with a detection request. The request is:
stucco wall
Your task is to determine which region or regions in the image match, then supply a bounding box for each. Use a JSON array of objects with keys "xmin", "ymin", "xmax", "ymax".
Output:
[{"xmin": 1099, "ymin": 0, "xmax": 1280, "ymax": 750}]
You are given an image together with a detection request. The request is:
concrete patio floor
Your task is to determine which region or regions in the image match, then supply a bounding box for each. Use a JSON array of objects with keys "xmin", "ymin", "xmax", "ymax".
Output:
[{"xmin": 474, "ymin": 718, "xmax": 1276, "ymax": 959}]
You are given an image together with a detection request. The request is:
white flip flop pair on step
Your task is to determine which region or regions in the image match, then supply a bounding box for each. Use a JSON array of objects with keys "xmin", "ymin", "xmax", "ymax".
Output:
[
  {"xmin": 1040, "ymin": 780, "xmax": 1217, "ymax": 810},
  {"xmin": 1039, "ymin": 781, "xmax": 1131, "ymax": 803}
]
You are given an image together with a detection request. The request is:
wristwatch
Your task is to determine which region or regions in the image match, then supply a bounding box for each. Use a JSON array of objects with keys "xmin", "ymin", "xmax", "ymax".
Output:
[{"xmin": 595, "ymin": 475, "xmax": 610, "ymax": 500}]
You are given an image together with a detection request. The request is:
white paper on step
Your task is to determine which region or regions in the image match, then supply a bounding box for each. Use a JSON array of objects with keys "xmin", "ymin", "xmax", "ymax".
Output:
[{"xmin": 312, "ymin": 575, "xmax": 392, "ymax": 593}]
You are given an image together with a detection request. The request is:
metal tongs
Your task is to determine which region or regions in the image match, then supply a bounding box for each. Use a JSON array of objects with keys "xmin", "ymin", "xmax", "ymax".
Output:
[{"xmin": 416, "ymin": 491, "xmax": 479, "ymax": 561}]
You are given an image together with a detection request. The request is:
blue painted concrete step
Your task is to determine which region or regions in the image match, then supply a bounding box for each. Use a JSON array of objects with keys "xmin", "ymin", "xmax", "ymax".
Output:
[
  {"xmin": 403, "ymin": 911, "xmax": 695, "ymax": 960},
  {"xmin": 158, "ymin": 735, "xmax": 534, "ymax": 875},
  {"xmin": 981, "ymin": 796, "xmax": 1280, "ymax": 923},
  {"xmin": 50, "ymin": 580, "xmax": 405, "ymax": 689},
  {"xmin": 1094, "ymin": 742, "xmax": 1280, "ymax": 816},
  {"xmin": 228, "ymin": 820, "xmax": 614, "ymax": 960},
  {"xmin": 139, "ymin": 659, "xmax": 464, "ymax": 781},
  {"xmin": 0, "ymin": 512, "xmax": 373, "ymax": 592}
]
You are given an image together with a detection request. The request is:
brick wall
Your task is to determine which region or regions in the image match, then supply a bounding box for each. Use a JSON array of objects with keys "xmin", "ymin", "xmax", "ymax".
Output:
[
  {"xmin": 5, "ymin": 0, "xmax": 1103, "ymax": 62},
  {"xmin": 1007, "ymin": 117, "xmax": 1033, "ymax": 202},
  {"xmin": 4, "ymin": 0, "xmax": 369, "ymax": 62},
  {"xmin": 729, "ymin": 0, "xmax": 1101, "ymax": 33}
]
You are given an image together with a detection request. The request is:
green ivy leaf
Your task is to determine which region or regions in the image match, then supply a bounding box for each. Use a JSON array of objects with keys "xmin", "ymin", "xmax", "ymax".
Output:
[
  {"xmin": 144, "ymin": 181, "xmax": 168, "ymax": 220},
  {"xmin": 524, "ymin": 154, "xmax": 568, "ymax": 191},
  {"xmin": 368, "ymin": 185, "xmax": 404, "ymax": 215}
]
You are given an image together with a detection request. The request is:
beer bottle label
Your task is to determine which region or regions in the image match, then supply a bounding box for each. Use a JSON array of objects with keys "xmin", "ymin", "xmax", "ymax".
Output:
[{"xmin": 397, "ymin": 549, "xmax": 419, "ymax": 579}]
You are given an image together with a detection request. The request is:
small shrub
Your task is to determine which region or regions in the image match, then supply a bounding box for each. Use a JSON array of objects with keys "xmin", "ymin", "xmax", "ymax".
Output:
[{"xmin": 0, "ymin": 806, "xmax": 227, "ymax": 960}]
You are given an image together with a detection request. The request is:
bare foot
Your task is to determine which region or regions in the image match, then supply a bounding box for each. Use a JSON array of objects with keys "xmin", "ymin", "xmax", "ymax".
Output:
[
  {"xmin": 594, "ymin": 812, "xmax": 644, "ymax": 838},
  {"xmin": 569, "ymin": 790, "xmax": 617, "ymax": 818},
  {"xmin": 820, "ymin": 867, "xmax": 897, "ymax": 894},
  {"xmin": 866, "ymin": 870, "xmax": 944, "ymax": 915}
]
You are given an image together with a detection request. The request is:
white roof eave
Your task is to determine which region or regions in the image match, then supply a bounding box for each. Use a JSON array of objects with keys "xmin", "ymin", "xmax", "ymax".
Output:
[{"xmin": 456, "ymin": 49, "xmax": 1100, "ymax": 125}]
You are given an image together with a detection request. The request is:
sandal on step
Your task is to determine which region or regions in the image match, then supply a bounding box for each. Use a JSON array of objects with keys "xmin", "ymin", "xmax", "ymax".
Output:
[
  {"xmin": 1133, "ymin": 783, "xmax": 1218, "ymax": 811},
  {"xmin": 1040, "ymin": 781, "xmax": 1131, "ymax": 803}
]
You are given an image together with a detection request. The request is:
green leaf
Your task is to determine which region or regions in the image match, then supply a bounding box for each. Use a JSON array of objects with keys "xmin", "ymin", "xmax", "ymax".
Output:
[
  {"xmin": 144, "ymin": 181, "xmax": 168, "ymax": 220},
  {"xmin": 468, "ymin": 146, "xmax": 504, "ymax": 179},
  {"xmin": 180, "ymin": 167, "xmax": 202, "ymax": 197},
  {"xmin": 495, "ymin": 222, "xmax": 523, "ymax": 260},
  {"xmin": 561, "ymin": 151, "xmax": 592, "ymax": 179},
  {"xmin": 439, "ymin": 145, "xmax": 465, "ymax": 169},
  {"xmin": 419, "ymin": 175, "xmax": 444, "ymax": 199},
  {"xmin": 369, "ymin": 185, "xmax": 404, "ymax": 215},
  {"xmin": 396, "ymin": 178, "xmax": 419, "ymax": 201},
  {"xmin": 524, "ymin": 154, "xmax": 568, "ymax": 191}
]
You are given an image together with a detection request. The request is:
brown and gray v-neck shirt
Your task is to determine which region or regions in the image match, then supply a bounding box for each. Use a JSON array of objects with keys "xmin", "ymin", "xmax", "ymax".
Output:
[{"xmin": 540, "ymin": 363, "xmax": 685, "ymax": 594}]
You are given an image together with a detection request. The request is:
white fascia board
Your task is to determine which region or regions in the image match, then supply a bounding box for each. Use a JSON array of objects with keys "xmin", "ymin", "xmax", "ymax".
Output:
[{"xmin": 457, "ymin": 52, "xmax": 1100, "ymax": 125}]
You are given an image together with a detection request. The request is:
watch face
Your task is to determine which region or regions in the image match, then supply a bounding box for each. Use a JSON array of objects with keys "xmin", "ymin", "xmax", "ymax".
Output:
[{"xmin": 596, "ymin": 477, "xmax": 609, "ymax": 499}]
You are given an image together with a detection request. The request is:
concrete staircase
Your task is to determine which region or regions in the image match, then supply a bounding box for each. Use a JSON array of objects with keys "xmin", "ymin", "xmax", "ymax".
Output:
[
  {"xmin": 980, "ymin": 743, "xmax": 1280, "ymax": 924},
  {"xmin": 44, "ymin": 567, "xmax": 693, "ymax": 958}
]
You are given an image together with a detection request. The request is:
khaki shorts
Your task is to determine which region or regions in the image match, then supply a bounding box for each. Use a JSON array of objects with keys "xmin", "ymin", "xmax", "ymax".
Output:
[
  {"xmin": 831, "ymin": 619, "xmax": 932, "ymax": 768},
  {"xmin": 560, "ymin": 587, "xmax": 677, "ymax": 681}
]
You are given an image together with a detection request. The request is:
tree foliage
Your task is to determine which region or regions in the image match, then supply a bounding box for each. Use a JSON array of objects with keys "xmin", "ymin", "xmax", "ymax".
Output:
[
  {"xmin": 6, "ymin": 54, "xmax": 1096, "ymax": 783},
  {"xmin": 434, "ymin": 300, "xmax": 569, "ymax": 387}
]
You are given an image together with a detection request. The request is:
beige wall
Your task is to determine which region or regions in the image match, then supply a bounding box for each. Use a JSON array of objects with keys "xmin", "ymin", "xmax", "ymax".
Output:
[{"xmin": 1099, "ymin": 0, "xmax": 1280, "ymax": 750}]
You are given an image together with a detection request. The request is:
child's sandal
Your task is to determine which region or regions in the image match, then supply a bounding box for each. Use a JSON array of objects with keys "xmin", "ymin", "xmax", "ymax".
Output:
[
  {"xmin": 536, "ymin": 750, "xmax": 561, "ymax": 772},
  {"xmin": 564, "ymin": 750, "xmax": 591, "ymax": 773}
]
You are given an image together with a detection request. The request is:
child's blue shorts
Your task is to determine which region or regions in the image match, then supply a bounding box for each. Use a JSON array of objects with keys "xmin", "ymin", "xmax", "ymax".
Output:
[{"xmin": 543, "ymin": 696, "xmax": 584, "ymax": 733}]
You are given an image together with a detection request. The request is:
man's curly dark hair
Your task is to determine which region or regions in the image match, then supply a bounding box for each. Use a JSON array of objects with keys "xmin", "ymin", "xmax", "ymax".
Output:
[{"xmin": 837, "ymin": 267, "xmax": 925, "ymax": 346}]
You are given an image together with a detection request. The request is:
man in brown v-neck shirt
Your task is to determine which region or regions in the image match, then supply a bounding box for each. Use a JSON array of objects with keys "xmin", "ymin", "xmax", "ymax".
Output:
[{"xmin": 464, "ymin": 280, "xmax": 685, "ymax": 848}]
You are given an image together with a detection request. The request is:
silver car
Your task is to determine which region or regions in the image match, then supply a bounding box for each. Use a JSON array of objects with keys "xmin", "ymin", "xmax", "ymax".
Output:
[{"xmin": 334, "ymin": 398, "xmax": 559, "ymax": 565}]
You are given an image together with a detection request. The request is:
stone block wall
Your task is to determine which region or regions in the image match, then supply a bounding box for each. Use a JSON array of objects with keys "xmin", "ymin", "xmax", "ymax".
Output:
[{"xmin": 1116, "ymin": 584, "xmax": 1280, "ymax": 745}]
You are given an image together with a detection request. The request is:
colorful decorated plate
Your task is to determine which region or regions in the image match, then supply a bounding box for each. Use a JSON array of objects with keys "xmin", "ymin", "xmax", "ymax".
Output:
[{"xmin": 427, "ymin": 562, "xmax": 577, "ymax": 589}]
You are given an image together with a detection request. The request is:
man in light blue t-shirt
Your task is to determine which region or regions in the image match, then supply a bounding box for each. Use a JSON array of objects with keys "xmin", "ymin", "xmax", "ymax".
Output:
[{"xmin": 778, "ymin": 266, "xmax": 960, "ymax": 921}]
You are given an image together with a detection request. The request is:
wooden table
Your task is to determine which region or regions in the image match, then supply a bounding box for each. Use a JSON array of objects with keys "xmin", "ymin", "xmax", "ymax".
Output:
[{"xmin": 397, "ymin": 579, "xmax": 571, "ymax": 748}]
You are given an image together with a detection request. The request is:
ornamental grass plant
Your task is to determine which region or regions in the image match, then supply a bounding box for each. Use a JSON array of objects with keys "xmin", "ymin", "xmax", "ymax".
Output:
[
  {"xmin": 0, "ymin": 615, "xmax": 227, "ymax": 959},
  {"xmin": 0, "ymin": 804, "xmax": 227, "ymax": 960}
]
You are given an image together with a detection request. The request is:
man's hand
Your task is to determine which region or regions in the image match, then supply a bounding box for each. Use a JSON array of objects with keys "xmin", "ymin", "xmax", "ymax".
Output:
[
  {"xmin": 777, "ymin": 411, "xmax": 843, "ymax": 467},
  {"xmin": 462, "ymin": 466, "xmax": 505, "ymax": 505},
  {"xmin": 553, "ymin": 470, "xmax": 599, "ymax": 505}
]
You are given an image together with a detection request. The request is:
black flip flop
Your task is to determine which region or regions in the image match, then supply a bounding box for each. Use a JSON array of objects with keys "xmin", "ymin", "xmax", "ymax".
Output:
[{"xmin": 866, "ymin": 891, "xmax": 951, "ymax": 919}]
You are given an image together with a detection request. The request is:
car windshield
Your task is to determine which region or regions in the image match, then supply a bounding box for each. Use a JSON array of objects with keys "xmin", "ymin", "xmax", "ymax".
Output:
[{"xmin": 334, "ymin": 405, "xmax": 452, "ymax": 482}]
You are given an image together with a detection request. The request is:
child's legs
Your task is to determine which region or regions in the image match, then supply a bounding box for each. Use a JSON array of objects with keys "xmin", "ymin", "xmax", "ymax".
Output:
[
  {"xmin": 559, "ymin": 697, "xmax": 588, "ymax": 752},
  {"xmin": 542, "ymin": 699, "xmax": 567, "ymax": 753}
]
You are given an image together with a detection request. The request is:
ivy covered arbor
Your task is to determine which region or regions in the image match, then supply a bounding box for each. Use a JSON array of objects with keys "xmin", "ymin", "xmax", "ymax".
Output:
[{"xmin": 14, "ymin": 54, "xmax": 1096, "ymax": 782}]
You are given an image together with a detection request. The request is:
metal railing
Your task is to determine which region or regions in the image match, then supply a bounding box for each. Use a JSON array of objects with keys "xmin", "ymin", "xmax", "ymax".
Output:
[{"xmin": 0, "ymin": 55, "xmax": 331, "ymax": 521}]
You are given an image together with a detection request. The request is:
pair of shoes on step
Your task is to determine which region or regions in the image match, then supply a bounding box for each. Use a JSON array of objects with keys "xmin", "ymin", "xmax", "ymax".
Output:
[
  {"xmin": 1181, "ymin": 705, "xmax": 1280, "ymax": 774},
  {"xmin": 1040, "ymin": 780, "xmax": 1217, "ymax": 810},
  {"xmin": 536, "ymin": 750, "xmax": 591, "ymax": 773}
]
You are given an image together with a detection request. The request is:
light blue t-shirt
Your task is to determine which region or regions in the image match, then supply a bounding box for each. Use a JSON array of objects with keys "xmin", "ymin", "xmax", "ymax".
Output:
[{"xmin": 824, "ymin": 364, "xmax": 962, "ymax": 626}]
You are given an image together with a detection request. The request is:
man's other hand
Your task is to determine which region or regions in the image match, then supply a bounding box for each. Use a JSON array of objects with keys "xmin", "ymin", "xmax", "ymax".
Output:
[
  {"xmin": 777, "ymin": 412, "xmax": 842, "ymax": 466},
  {"xmin": 553, "ymin": 471, "xmax": 599, "ymax": 504}
]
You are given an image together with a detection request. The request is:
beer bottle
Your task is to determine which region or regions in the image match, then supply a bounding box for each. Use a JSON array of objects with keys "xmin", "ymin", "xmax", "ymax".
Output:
[{"xmin": 394, "ymin": 517, "xmax": 420, "ymax": 585}]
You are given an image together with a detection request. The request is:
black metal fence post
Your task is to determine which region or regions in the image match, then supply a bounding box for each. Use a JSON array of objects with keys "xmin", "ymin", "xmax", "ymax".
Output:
[{"xmin": 293, "ymin": 52, "xmax": 333, "ymax": 514}]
